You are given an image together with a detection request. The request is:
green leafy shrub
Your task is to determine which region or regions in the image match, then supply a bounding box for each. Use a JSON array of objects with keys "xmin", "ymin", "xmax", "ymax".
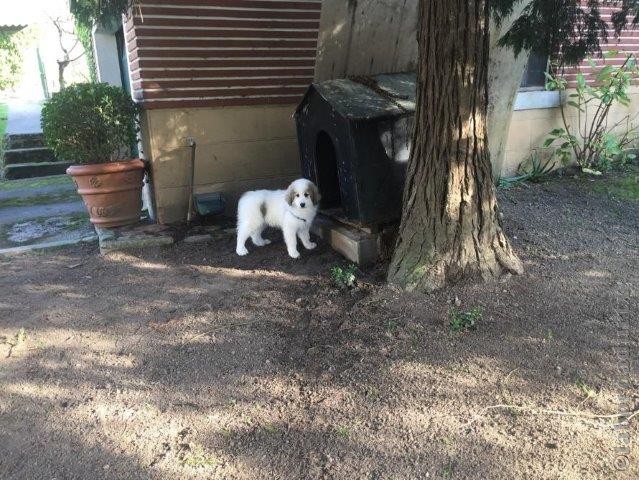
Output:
[
  {"xmin": 499, "ymin": 151, "xmax": 555, "ymax": 188},
  {"xmin": 70, "ymin": 0, "xmax": 136, "ymax": 28},
  {"xmin": 330, "ymin": 264, "xmax": 357, "ymax": 289},
  {"xmin": 544, "ymin": 53, "xmax": 639, "ymax": 173},
  {"xmin": 449, "ymin": 307, "xmax": 482, "ymax": 332},
  {"xmin": 74, "ymin": 21, "xmax": 97, "ymax": 83},
  {"xmin": 0, "ymin": 30, "xmax": 27, "ymax": 90},
  {"xmin": 41, "ymin": 83, "xmax": 139, "ymax": 164}
]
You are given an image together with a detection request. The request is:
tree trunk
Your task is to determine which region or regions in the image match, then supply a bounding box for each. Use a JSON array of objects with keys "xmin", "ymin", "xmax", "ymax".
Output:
[
  {"xmin": 388, "ymin": 0, "xmax": 523, "ymax": 291},
  {"xmin": 487, "ymin": 1, "xmax": 533, "ymax": 180},
  {"xmin": 57, "ymin": 59, "xmax": 68, "ymax": 90}
]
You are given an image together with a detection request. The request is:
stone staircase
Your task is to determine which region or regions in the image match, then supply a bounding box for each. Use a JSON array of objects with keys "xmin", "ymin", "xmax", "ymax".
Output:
[{"xmin": 2, "ymin": 133, "xmax": 72, "ymax": 180}]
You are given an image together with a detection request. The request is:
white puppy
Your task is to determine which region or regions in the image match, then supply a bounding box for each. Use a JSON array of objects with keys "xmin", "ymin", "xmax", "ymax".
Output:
[{"xmin": 236, "ymin": 178, "xmax": 320, "ymax": 258}]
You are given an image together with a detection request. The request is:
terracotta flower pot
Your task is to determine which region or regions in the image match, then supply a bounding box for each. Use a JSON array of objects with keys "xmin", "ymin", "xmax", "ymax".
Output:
[{"xmin": 66, "ymin": 159, "xmax": 145, "ymax": 228}]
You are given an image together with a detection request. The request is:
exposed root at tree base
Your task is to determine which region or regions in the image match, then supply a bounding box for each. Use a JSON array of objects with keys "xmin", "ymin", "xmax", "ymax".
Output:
[{"xmin": 389, "ymin": 248, "xmax": 524, "ymax": 293}]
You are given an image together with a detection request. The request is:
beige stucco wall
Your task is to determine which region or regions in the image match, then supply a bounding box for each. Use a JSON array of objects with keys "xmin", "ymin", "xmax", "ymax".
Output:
[
  {"xmin": 141, "ymin": 88, "xmax": 639, "ymax": 224},
  {"xmin": 502, "ymin": 86, "xmax": 639, "ymax": 176},
  {"xmin": 141, "ymin": 104, "xmax": 300, "ymax": 224}
]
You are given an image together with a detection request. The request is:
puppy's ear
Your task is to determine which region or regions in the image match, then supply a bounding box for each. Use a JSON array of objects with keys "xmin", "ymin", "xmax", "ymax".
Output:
[
  {"xmin": 285, "ymin": 184, "xmax": 295, "ymax": 206},
  {"xmin": 309, "ymin": 182, "xmax": 321, "ymax": 206}
]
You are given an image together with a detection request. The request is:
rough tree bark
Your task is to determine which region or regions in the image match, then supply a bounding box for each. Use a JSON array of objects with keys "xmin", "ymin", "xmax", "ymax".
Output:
[
  {"xmin": 388, "ymin": 0, "xmax": 523, "ymax": 291},
  {"xmin": 487, "ymin": 0, "xmax": 533, "ymax": 179}
]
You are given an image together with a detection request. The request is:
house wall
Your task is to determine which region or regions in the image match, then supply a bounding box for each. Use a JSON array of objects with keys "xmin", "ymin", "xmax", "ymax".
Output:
[
  {"xmin": 127, "ymin": 0, "xmax": 322, "ymax": 223},
  {"xmin": 504, "ymin": 85, "xmax": 639, "ymax": 176},
  {"xmin": 141, "ymin": 104, "xmax": 300, "ymax": 224},
  {"xmin": 126, "ymin": 0, "xmax": 320, "ymax": 109},
  {"xmin": 133, "ymin": 0, "xmax": 639, "ymax": 223},
  {"xmin": 562, "ymin": 5, "xmax": 639, "ymax": 88}
]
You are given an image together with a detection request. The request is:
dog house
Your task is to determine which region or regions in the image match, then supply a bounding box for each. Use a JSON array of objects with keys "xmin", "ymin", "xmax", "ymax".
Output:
[{"xmin": 295, "ymin": 72, "xmax": 416, "ymax": 227}]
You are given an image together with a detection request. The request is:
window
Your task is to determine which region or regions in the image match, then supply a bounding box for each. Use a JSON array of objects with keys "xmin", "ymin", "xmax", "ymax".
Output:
[{"xmin": 520, "ymin": 51, "xmax": 549, "ymax": 89}]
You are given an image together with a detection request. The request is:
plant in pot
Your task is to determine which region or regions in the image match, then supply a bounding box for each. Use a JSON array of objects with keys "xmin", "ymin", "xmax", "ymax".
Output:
[{"xmin": 41, "ymin": 82, "xmax": 144, "ymax": 228}]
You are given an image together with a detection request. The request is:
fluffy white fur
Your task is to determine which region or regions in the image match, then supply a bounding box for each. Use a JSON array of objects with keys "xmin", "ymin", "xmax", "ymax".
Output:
[{"xmin": 236, "ymin": 178, "xmax": 320, "ymax": 258}]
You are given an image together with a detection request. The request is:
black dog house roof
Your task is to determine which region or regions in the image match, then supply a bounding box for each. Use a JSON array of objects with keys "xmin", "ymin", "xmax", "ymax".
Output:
[{"xmin": 296, "ymin": 72, "xmax": 417, "ymax": 121}]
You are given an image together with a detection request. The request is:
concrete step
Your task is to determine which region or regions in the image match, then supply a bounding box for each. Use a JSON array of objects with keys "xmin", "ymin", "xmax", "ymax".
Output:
[
  {"xmin": 3, "ymin": 161, "xmax": 73, "ymax": 180},
  {"xmin": 3, "ymin": 147, "xmax": 57, "ymax": 165},
  {"xmin": 4, "ymin": 133, "xmax": 45, "ymax": 149}
]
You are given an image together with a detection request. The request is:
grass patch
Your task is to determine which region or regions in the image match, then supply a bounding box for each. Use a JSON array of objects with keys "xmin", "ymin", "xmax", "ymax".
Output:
[
  {"xmin": 63, "ymin": 212, "xmax": 90, "ymax": 229},
  {"xmin": 591, "ymin": 164, "xmax": 639, "ymax": 202},
  {"xmin": 385, "ymin": 319, "xmax": 398, "ymax": 334},
  {"xmin": 0, "ymin": 103, "xmax": 7, "ymax": 138},
  {"xmin": 330, "ymin": 264, "xmax": 357, "ymax": 289},
  {"xmin": 442, "ymin": 461, "xmax": 455, "ymax": 478},
  {"xmin": 180, "ymin": 444, "xmax": 220, "ymax": 468},
  {"xmin": 7, "ymin": 327, "xmax": 26, "ymax": 347},
  {"xmin": 449, "ymin": 307, "xmax": 482, "ymax": 332},
  {"xmin": 262, "ymin": 422, "xmax": 279, "ymax": 434},
  {"xmin": 0, "ymin": 191, "xmax": 79, "ymax": 208},
  {"xmin": 0, "ymin": 103, "xmax": 7, "ymax": 170},
  {"xmin": 576, "ymin": 378, "xmax": 598, "ymax": 401},
  {"xmin": 0, "ymin": 175, "xmax": 74, "ymax": 191},
  {"xmin": 598, "ymin": 174, "xmax": 639, "ymax": 201}
]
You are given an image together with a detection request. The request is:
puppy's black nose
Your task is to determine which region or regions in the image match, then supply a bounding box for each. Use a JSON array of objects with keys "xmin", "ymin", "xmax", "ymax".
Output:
[{"xmin": 300, "ymin": 202, "xmax": 306, "ymax": 208}]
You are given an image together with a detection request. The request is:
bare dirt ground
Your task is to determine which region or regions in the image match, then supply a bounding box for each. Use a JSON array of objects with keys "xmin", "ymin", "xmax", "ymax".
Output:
[{"xmin": 0, "ymin": 173, "xmax": 637, "ymax": 480}]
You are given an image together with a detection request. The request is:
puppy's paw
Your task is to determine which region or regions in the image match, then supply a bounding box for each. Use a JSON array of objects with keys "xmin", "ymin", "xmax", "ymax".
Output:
[
  {"xmin": 305, "ymin": 241, "xmax": 317, "ymax": 250},
  {"xmin": 261, "ymin": 239, "xmax": 272, "ymax": 245},
  {"xmin": 288, "ymin": 250, "xmax": 301, "ymax": 259},
  {"xmin": 236, "ymin": 247, "xmax": 249, "ymax": 256}
]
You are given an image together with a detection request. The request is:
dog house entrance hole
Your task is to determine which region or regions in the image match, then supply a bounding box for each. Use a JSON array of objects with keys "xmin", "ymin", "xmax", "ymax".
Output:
[{"xmin": 315, "ymin": 131, "xmax": 341, "ymax": 209}]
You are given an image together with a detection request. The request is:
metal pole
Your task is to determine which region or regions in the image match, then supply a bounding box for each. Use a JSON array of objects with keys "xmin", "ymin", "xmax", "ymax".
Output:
[
  {"xmin": 36, "ymin": 48, "xmax": 49, "ymax": 99},
  {"xmin": 187, "ymin": 137, "xmax": 196, "ymax": 225}
]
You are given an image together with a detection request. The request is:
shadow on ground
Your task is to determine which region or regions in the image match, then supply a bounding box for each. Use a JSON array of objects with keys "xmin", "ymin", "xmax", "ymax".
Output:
[{"xmin": 0, "ymin": 174, "xmax": 638, "ymax": 479}]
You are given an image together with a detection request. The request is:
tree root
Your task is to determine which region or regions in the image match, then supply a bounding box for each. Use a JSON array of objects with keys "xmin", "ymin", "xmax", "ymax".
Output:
[
  {"xmin": 181, "ymin": 319, "xmax": 262, "ymax": 347},
  {"xmin": 464, "ymin": 404, "xmax": 639, "ymax": 429}
]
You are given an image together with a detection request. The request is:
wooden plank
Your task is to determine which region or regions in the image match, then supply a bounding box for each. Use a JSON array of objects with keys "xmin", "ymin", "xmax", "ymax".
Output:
[
  {"xmin": 310, "ymin": 215, "xmax": 379, "ymax": 266},
  {"xmin": 143, "ymin": 0, "xmax": 322, "ymax": 10},
  {"xmin": 131, "ymin": 58, "xmax": 315, "ymax": 70},
  {"xmin": 128, "ymin": 27, "xmax": 319, "ymax": 39},
  {"xmin": 136, "ymin": 48, "xmax": 318, "ymax": 58},
  {"xmin": 134, "ymin": 77, "xmax": 313, "ymax": 89},
  {"xmin": 125, "ymin": 0, "xmax": 321, "ymax": 110},
  {"xmin": 133, "ymin": 6, "xmax": 320, "ymax": 20},
  {"xmin": 130, "ymin": 17, "xmax": 320, "ymax": 30},
  {"xmin": 128, "ymin": 37, "xmax": 318, "ymax": 52},
  {"xmin": 136, "ymin": 85, "xmax": 307, "ymax": 100},
  {"xmin": 129, "ymin": 67, "xmax": 314, "ymax": 80},
  {"xmin": 138, "ymin": 96, "xmax": 299, "ymax": 109}
]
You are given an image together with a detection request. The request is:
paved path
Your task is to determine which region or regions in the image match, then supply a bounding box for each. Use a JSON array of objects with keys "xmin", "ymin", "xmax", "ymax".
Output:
[
  {"xmin": 5, "ymin": 100, "xmax": 43, "ymax": 135},
  {"xmin": 0, "ymin": 174, "xmax": 92, "ymax": 250},
  {"xmin": 0, "ymin": 182, "xmax": 76, "ymax": 201},
  {"xmin": 0, "ymin": 201, "xmax": 85, "ymax": 225},
  {"xmin": 0, "ymin": 234, "xmax": 98, "ymax": 255}
]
